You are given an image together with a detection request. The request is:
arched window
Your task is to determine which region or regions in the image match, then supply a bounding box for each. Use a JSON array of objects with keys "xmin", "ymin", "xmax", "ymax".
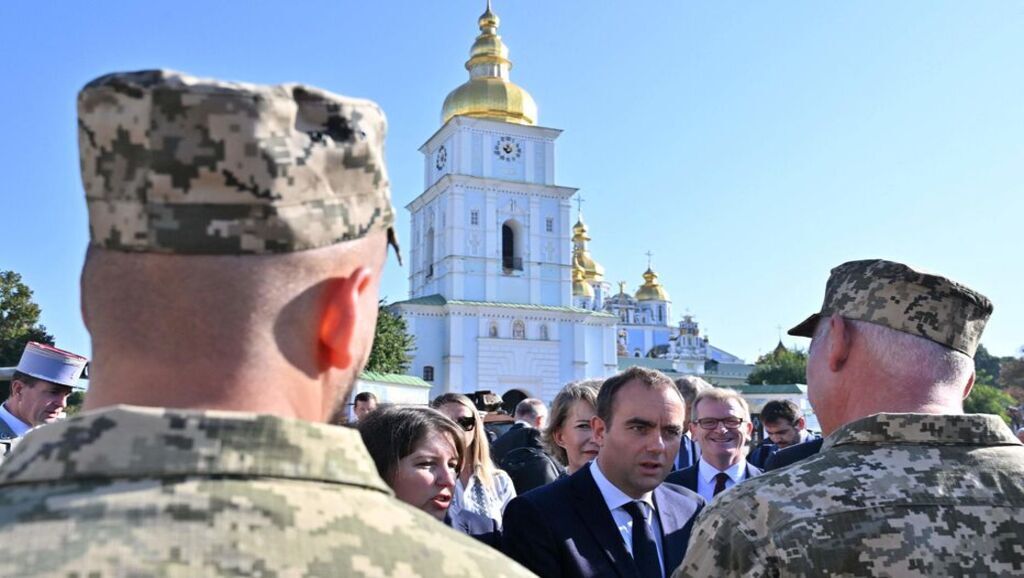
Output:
[
  {"xmin": 501, "ymin": 219, "xmax": 523, "ymax": 271},
  {"xmin": 423, "ymin": 366, "xmax": 434, "ymax": 382},
  {"xmin": 425, "ymin": 227, "xmax": 435, "ymax": 278},
  {"xmin": 539, "ymin": 325, "xmax": 549, "ymax": 340},
  {"xmin": 513, "ymin": 320, "xmax": 526, "ymax": 340},
  {"xmin": 488, "ymin": 322, "xmax": 498, "ymax": 338}
]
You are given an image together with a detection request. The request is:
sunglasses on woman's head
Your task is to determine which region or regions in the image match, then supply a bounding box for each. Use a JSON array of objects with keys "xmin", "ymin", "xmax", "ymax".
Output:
[{"xmin": 456, "ymin": 416, "xmax": 476, "ymax": 431}]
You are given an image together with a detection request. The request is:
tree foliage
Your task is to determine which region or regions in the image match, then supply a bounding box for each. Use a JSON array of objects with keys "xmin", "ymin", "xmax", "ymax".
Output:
[
  {"xmin": 365, "ymin": 301, "xmax": 416, "ymax": 375},
  {"xmin": 963, "ymin": 382, "xmax": 1016, "ymax": 423},
  {"xmin": 0, "ymin": 270, "xmax": 55, "ymax": 367},
  {"xmin": 747, "ymin": 343, "xmax": 808, "ymax": 385}
]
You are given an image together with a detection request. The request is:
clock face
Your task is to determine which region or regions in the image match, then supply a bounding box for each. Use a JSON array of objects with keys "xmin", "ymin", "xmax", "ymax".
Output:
[
  {"xmin": 493, "ymin": 136, "xmax": 522, "ymax": 162},
  {"xmin": 435, "ymin": 145, "xmax": 447, "ymax": 170}
]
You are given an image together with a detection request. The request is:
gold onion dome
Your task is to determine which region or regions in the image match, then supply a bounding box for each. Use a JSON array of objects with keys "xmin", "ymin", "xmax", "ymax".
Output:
[
  {"xmin": 441, "ymin": 1, "xmax": 538, "ymax": 126},
  {"xmin": 636, "ymin": 267, "xmax": 671, "ymax": 302},
  {"xmin": 571, "ymin": 216, "xmax": 604, "ymax": 281},
  {"xmin": 572, "ymin": 267, "xmax": 594, "ymax": 298}
]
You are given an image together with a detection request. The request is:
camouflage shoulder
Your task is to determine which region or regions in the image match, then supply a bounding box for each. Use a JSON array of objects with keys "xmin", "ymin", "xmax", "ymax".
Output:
[{"xmin": 672, "ymin": 489, "xmax": 774, "ymax": 578}]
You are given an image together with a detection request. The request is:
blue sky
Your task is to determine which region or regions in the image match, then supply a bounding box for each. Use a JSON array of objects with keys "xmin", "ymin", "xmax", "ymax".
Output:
[{"xmin": 2, "ymin": 1, "xmax": 1022, "ymax": 365}]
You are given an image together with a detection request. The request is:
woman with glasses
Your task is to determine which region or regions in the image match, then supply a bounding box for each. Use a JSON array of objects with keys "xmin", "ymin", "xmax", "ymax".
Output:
[
  {"xmin": 357, "ymin": 405, "xmax": 500, "ymax": 546},
  {"xmin": 431, "ymin": 393, "xmax": 516, "ymax": 528},
  {"xmin": 542, "ymin": 380, "xmax": 601, "ymax": 475}
]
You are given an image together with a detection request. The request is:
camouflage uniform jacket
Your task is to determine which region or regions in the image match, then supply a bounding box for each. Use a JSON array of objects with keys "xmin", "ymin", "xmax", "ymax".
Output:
[
  {"xmin": 0, "ymin": 405, "xmax": 536, "ymax": 578},
  {"xmin": 673, "ymin": 413, "xmax": 1024, "ymax": 578}
]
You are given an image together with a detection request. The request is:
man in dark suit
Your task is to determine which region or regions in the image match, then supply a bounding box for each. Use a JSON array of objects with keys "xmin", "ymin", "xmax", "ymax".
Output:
[
  {"xmin": 665, "ymin": 388, "xmax": 760, "ymax": 502},
  {"xmin": 503, "ymin": 367, "xmax": 705, "ymax": 578},
  {"xmin": 491, "ymin": 398, "xmax": 548, "ymax": 463},
  {"xmin": 747, "ymin": 399, "xmax": 821, "ymax": 469}
]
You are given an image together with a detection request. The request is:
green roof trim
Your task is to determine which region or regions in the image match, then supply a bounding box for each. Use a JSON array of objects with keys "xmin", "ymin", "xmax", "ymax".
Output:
[
  {"xmin": 723, "ymin": 384, "xmax": 807, "ymax": 395},
  {"xmin": 358, "ymin": 371, "xmax": 432, "ymax": 388},
  {"xmin": 392, "ymin": 294, "xmax": 616, "ymax": 318}
]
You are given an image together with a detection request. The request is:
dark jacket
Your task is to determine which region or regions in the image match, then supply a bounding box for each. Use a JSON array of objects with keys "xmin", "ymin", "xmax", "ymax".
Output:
[
  {"xmin": 493, "ymin": 423, "xmax": 563, "ymax": 494},
  {"xmin": 502, "ymin": 463, "xmax": 704, "ymax": 578},
  {"xmin": 445, "ymin": 508, "xmax": 502, "ymax": 550},
  {"xmin": 764, "ymin": 437, "xmax": 825, "ymax": 471}
]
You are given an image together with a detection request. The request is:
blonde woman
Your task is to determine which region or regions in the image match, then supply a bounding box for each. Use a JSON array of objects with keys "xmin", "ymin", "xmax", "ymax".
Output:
[
  {"xmin": 431, "ymin": 393, "xmax": 516, "ymax": 527},
  {"xmin": 541, "ymin": 380, "xmax": 601, "ymax": 475}
]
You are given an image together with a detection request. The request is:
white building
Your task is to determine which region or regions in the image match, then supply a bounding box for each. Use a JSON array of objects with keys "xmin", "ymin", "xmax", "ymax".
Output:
[
  {"xmin": 392, "ymin": 3, "xmax": 751, "ymax": 403},
  {"xmin": 391, "ymin": 4, "xmax": 619, "ymax": 403}
]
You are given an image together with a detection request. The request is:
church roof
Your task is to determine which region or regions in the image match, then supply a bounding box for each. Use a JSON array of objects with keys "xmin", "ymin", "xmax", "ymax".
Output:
[
  {"xmin": 441, "ymin": 1, "xmax": 537, "ymax": 126},
  {"xmin": 358, "ymin": 371, "xmax": 432, "ymax": 388}
]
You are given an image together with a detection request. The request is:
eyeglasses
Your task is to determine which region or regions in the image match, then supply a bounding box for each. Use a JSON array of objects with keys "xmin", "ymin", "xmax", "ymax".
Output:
[
  {"xmin": 455, "ymin": 416, "xmax": 476, "ymax": 432},
  {"xmin": 694, "ymin": 417, "xmax": 745, "ymax": 430}
]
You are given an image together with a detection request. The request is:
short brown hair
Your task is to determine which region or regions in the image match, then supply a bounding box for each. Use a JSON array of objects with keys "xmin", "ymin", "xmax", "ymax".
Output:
[
  {"xmin": 760, "ymin": 400, "xmax": 802, "ymax": 425},
  {"xmin": 596, "ymin": 366, "xmax": 678, "ymax": 425},
  {"xmin": 354, "ymin": 391, "xmax": 378, "ymax": 404}
]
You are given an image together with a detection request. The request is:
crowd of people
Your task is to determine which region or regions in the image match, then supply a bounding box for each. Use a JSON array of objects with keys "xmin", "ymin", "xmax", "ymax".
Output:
[{"xmin": 0, "ymin": 69, "xmax": 1022, "ymax": 577}]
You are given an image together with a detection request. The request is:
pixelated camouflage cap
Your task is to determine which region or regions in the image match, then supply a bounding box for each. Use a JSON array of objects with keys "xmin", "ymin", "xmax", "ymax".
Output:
[
  {"xmin": 78, "ymin": 69, "xmax": 400, "ymax": 261},
  {"xmin": 788, "ymin": 259, "xmax": 993, "ymax": 357}
]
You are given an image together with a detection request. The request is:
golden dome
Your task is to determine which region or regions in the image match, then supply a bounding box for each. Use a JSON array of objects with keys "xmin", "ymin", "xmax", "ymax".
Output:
[
  {"xmin": 441, "ymin": 1, "xmax": 538, "ymax": 126},
  {"xmin": 572, "ymin": 267, "xmax": 594, "ymax": 298},
  {"xmin": 636, "ymin": 267, "xmax": 671, "ymax": 302},
  {"xmin": 571, "ymin": 216, "xmax": 604, "ymax": 281}
]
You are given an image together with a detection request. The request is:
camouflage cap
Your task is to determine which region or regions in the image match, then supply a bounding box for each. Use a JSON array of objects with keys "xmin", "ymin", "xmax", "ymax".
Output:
[
  {"xmin": 788, "ymin": 259, "xmax": 993, "ymax": 357},
  {"xmin": 78, "ymin": 69, "xmax": 400, "ymax": 260}
]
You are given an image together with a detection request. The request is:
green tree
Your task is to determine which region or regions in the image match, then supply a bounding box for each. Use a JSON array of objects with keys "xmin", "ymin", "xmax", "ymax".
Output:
[
  {"xmin": 0, "ymin": 270, "xmax": 55, "ymax": 367},
  {"xmin": 963, "ymin": 382, "xmax": 1016, "ymax": 423},
  {"xmin": 365, "ymin": 301, "xmax": 415, "ymax": 375},
  {"xmin": 747, "ymin": 342, "xmax": 808, "ymax": 385},
  {"xmin": 973, "ymin": 344, "xmax": 1002, "ymax": 387}
]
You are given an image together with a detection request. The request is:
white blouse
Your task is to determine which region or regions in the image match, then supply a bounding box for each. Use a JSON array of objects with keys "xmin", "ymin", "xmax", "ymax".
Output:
[{"xmin": 450, "ymin": 469, "xmax": 516, "ymax": 528}]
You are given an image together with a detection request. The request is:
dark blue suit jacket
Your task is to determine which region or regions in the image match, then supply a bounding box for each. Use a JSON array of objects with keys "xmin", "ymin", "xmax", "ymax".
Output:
[
  {"xmin": 663, "ymin": 461, "xmax": 762, "ymax": 493},
  {"xmin": 764, "ymin": 437, "xmax": 824, "ymax": 471},
  {"xmin": 445, "ymin": 508, "xmax": 501, "ymax": 550},
  {"xmin": 502, "ymin": 463, "xmax": 705, "ymax": 578}
]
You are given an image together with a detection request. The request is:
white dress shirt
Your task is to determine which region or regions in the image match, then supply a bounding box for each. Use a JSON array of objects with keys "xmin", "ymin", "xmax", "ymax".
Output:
[
  {"xmin": 591, "ymin": 459, "xmax": 665, "ymax": 577},
  {"xmin": 0, "ymin": 402, "xmax": 31, "ymax": 437},
  {"xmin": 695, "ymin": 457, "xmax": 752, "ymax": 503}
]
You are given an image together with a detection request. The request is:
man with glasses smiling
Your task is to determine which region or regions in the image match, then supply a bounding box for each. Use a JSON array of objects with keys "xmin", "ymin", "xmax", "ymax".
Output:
[{"xmin": 665, "ymin": 388, "xmax": 761, "ymax": 501}]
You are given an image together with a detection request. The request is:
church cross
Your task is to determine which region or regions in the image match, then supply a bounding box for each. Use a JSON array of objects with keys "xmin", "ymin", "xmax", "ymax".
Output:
[
  {"xmin": 575, "ymin": 194, "xmax": 585, "ymax": 217},
  {"xmin": 645, "ymin": 250, "xmax": 654, "ymax": 269}
]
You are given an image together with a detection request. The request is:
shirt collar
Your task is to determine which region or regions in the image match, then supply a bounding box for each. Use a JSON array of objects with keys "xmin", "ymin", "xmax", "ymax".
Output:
[
  {"xmin": 0, "ymin": 404, "xmax": 392, "ymax": 495},
  {"xmin": 0, "ymin": 402, "xmax": 31, "ymax": 437},
  {"xmin": 821, "ymin": 413, "xmax": 1022, "ymax": 452},
  {"xmin": 591, "ymin": 458, "xmax": 655, "ymax": 512},
  {"xmin": 697, "ymin": 456, "xmax": 746, "ymax": 483}
]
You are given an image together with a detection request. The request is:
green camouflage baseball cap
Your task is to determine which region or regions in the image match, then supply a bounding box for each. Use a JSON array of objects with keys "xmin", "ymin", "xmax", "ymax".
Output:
[
  {"xmin": 78, "ymin": 69, "xmax": 400, "ymax": 260},
  {"xmin": 788, "ymin": 259, "xmax": 993, "ymax": 357}
]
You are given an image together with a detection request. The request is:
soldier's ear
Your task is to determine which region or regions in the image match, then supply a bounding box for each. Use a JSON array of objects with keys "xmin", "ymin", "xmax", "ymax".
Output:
[
  {"xmin": 827, "ymin": 314, "xmax": 851, "ymax": 372},
  {"xmin": 960, "ymin": 370, "xmax": 976, "ymax": 401},
  {"xmin": 318, "ymin": 267, "xmax": 374, "ymax": 370}
]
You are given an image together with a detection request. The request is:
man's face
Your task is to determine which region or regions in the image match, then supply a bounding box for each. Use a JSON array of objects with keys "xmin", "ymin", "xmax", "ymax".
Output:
[
  {"xmin": 11, "ymin": 379, "xmax": 72, "ymax": 426},
  {"xmin": 763, "ymin": 417, "xmax": 804, "ymax": 449},
  {"xmin": 592, "ymin": 381, "xmax": 685, "ymax": 499},
  {"xmin": 353, "ymin": 399, "xmax": 378, "ymax": 421},
  {"xmin": 690, "ymin": 398, "xmax": 753, "ymax": 469}
]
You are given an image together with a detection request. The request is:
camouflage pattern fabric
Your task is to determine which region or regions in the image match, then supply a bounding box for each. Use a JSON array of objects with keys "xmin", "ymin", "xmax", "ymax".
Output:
[
  {"xmin": 788, "ymin": 259, "xmax": 992, "ymax": 357},
  {"xmin": 78, "ymin": 70, "xmax": 400, "ymax": 257},
  {"xmin": 673, "ymin": 413, "xmax": 1024, "ymax": 578},
  {"xmin": 0, "ymin": 405, "xmax": 535, "ymax": 577}
]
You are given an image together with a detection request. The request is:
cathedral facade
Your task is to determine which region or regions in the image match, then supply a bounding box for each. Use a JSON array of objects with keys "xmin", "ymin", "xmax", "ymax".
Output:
[{"xmin": 391, "ymin": 4, "xmax": 749, "ymax": 403}]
